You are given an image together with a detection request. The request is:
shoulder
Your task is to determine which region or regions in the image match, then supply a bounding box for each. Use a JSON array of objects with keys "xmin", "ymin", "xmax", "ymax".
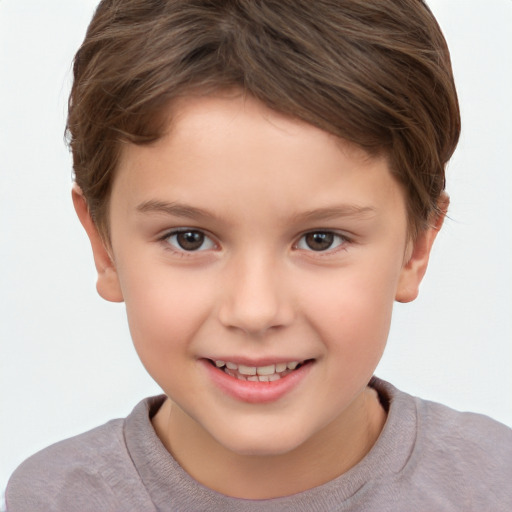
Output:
[
  {"xmin": 371, "ymin": 378, "xmax": 512, "ymax": 510},
  {"xmin": 415, "ymin": 396, "xmax": 512, "ymax": 463},
  {"xmin": 411, "ymin": 393, "xmax": 512, "ymax": 508},
  {"xmin": 6, "ymin": 420, "xmax": 126, "ymax": 511},
  {"xmin": 5, "ymin": 399, "xmax": 159, "ymax": 512},
  {"xmin": 415, "ymin": 398, "xmax": 512, "ymax": 450},
  {"xmin": 375, "ymin": 378, "xmax": 512, "ymax": 466}
]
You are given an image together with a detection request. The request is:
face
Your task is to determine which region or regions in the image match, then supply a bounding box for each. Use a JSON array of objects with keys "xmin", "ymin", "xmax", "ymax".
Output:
[{"xmin": 78, "ymin": 93, "xmax": 436, "ymax": 458}]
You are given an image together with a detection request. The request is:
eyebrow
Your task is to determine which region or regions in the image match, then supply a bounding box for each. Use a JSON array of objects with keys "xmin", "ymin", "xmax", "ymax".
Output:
[
  {"xmin": 294, "ymin": 205, "xmax": 376, "ymax": 223},
  {"xmin": 136, "ymin": 200, "xmax": 217, "ymax": 221},
  {"xmin": 136, "ymin": 200, "xmax": 376, "ymax": 223}
]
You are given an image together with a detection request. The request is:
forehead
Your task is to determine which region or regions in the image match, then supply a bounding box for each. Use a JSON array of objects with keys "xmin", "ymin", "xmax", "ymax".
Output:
[
  {"xmin": 172, "ymin": 92, "xmax": 376, "ymax": 160},
  {"xmin": 112, "ymin": 93, "xmax": 406, "ymax": 226},
  {"xmin": 121, "ymin": 91, "xmax": 372, "ymax": 167}
]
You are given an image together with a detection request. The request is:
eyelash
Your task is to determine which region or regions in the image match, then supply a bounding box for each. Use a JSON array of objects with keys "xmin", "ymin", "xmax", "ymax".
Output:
[{"xmin": 159, "ymin": 228, "xmax": 350, "ymax": 255}]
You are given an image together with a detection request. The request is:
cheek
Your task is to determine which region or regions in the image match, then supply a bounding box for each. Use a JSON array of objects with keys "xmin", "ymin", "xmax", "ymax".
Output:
[
  {"xmin": 300, "ymin": 265, "xmax": 398, "ymax": 358},
  {"xmin": 119, "ymin": 267, "xmax": 214, "ymax": 369}
]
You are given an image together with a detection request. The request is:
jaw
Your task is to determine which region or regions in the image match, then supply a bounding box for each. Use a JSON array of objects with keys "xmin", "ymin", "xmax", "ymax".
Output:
[{"xmin": 152, "ymin": 378, "xmax": 387, "ymax": 499}]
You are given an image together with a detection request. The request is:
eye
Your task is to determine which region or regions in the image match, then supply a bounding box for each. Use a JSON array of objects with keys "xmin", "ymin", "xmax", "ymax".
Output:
[
  {"xmin": 295, "ymin": 231, "xmax": 346, "ymax": 252},
  {"xmin": 164, "ymin": 229, "xmax": 216, "ymax": 252}
]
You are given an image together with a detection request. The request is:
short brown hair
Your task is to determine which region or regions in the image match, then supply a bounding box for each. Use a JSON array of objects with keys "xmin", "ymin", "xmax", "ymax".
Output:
[{"xmin": 67, "ymin": 0, "xmax": 460, "ymax": 240}]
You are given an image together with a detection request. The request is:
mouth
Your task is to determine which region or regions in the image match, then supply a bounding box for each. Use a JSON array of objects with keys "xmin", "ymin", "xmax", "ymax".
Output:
[{"xmin": 207, "ymin": 359, "xmax": 311, "ymax": 382}]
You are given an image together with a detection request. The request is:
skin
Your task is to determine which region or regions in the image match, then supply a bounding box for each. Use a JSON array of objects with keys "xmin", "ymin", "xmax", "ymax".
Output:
[{"xmin": 73, "ymin": 92, "xmax": 443, "ymax": 499}]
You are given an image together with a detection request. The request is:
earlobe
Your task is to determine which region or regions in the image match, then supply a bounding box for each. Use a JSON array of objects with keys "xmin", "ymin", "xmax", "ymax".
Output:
[
  {"xmin": 395, "ymin": 194, "xmax": 449, "ymax": 303},
  {"xmin": 72, "ymin": 184, "xmax": 124, "ymax": 303}
]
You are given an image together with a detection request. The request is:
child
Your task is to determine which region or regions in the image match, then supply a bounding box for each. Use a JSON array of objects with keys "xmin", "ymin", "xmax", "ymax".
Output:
[{"xmin": 5, "ymin": 0, "xmax": 512, "ymax": 510}]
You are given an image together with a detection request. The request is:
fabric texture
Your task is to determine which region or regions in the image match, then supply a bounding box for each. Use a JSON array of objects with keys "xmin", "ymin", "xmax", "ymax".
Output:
[{"xmin": 6, "ymin": 378, "xmax": 512, "ymax": 511}]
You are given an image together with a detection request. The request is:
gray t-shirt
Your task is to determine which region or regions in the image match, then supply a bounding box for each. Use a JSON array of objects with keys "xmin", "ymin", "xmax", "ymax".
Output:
[{"xmin": 6, "ymin": 378, "xmax": 512, "ymax": 511}]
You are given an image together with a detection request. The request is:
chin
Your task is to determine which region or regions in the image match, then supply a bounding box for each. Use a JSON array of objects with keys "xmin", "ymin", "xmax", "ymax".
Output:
[{"xmin": 214, "ymin": 427, "xmax": 310, "ymax": 458}]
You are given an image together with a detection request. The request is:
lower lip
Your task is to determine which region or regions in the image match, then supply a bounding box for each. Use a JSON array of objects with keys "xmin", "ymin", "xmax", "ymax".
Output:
[{"xmin": 201, "ymin": 359, "xmax": 313, "ymax": 404}]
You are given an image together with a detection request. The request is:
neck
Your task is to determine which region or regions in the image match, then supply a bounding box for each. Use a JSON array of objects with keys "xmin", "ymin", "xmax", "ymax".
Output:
[{"xmin": 152, "ymin": 386, "xmax": 386, "ymax": 499}]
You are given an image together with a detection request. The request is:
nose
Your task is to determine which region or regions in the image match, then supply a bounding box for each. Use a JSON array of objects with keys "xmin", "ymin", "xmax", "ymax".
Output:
[{"xmin": 218, "ymin": 253, "xmax": 294, "ymax": 336}]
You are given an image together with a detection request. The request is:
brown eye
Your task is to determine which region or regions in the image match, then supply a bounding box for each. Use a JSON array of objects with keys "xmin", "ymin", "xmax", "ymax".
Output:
[
  {"xmin": 304, "ymin": 232, "xmax": 334, "ymax": 251},
  {"xmin": 177, "ymin": 231, "xmax": 204, "ymax": 250},
  {"xmin": 296, "ymin": 231, "xmax": 346, "ymax": 252},
  {"xmin": 166, "ymin": 230, "xmax": 215, "ymax": 252}
]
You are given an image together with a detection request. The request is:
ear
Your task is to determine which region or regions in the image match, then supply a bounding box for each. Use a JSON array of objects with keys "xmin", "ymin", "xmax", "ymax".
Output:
[
  {"xmin": 72, "ymin": 184, "xmax": 124, "ymax": 303},
  {"xmin": 395, "ymin": 194, "xmax": 449, "ymax": 303}
]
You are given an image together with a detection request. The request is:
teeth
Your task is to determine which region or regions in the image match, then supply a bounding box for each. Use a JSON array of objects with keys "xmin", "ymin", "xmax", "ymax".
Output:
[
  {"xmin": 213, "ymin": 359, "xmax": 304, "ymax": 379},
  {"xmin": 238, "ymin": 364, "xmax": 257, "ymax": 376},
  {"xmin": 257, "ymin": 364, "xmax": 275, "ymax": 376},
  {"xmin": 249, "ymin": 375, "xmax": 282, "ymax": 382}
]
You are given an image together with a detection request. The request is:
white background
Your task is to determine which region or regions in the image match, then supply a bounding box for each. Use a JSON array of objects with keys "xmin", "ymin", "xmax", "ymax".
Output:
[{"xmin": 1, "ymin": 0, "xmax": 511, "ymax": 491}]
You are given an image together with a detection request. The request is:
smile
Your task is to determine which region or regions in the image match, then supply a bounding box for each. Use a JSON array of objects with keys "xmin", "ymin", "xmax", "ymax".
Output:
[
  {"xmin": 210, "ymin": 360, "xmax": 305, "ymax": 382},
  {"xmin": 203, "ymin": 358, "xmax": 314, "ymax": 403}
]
